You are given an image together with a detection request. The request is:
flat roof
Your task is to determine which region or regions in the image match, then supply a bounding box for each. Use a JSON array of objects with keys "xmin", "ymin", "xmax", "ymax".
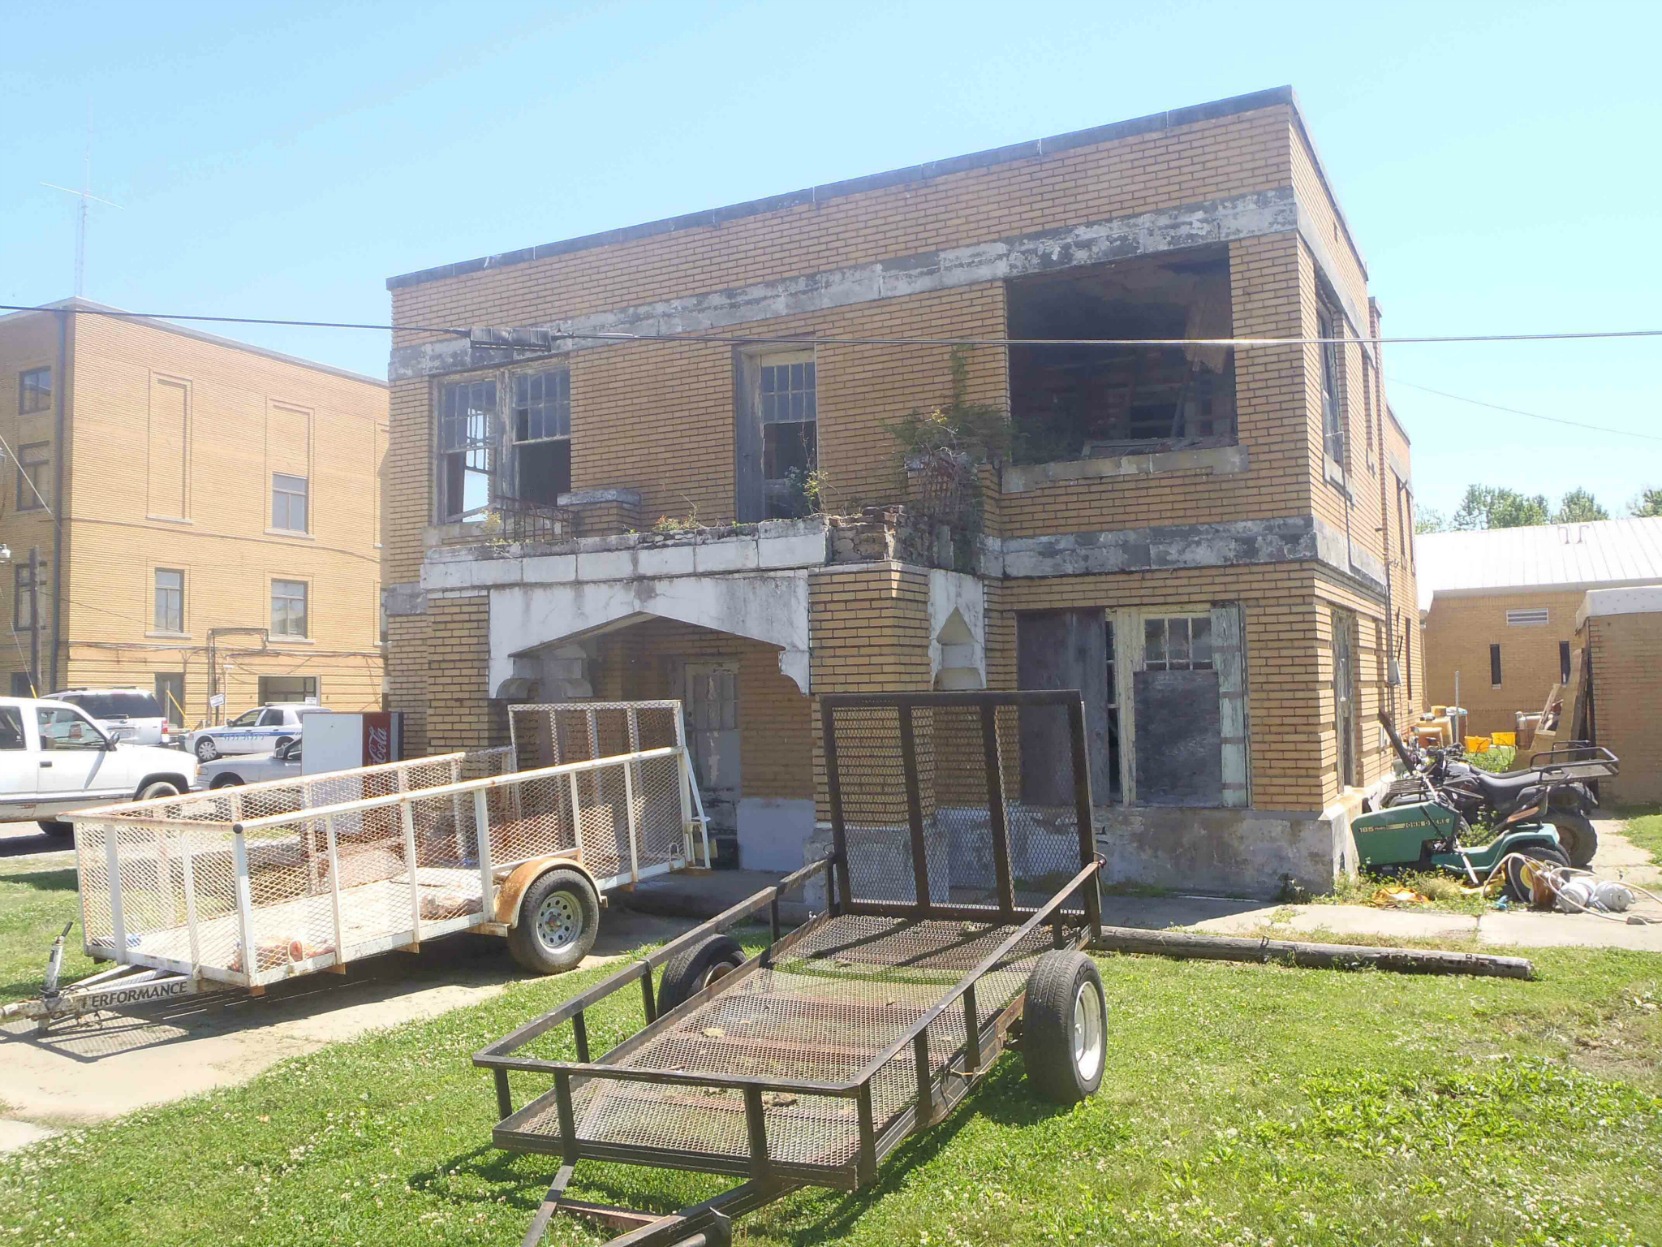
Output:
[
  {"xmin": 389, "ymin": 85, "xmax": 1344, "ymax": 292},
  {"xmin": 1417, "ymin": 516, "xmax": 1662, "ymax": 611},
  {"xmin": 0, "ymin": 299, "xmax": 386, "ymax": 388}
]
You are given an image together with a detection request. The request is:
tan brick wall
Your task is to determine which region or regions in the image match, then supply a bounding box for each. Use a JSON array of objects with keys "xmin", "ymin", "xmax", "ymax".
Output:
[
  {"xmin": 0, "ymin": 309, "xmax": 387, "ymax": 722},
  {"xmin": 1421, "ymin": 590, "xmax": 1586, "ymax": 737},
  {"xmin": 1583, "ymin": 610, "xmax": 1662, "ymax": 806},
  {"xmin": 425, "ymin": 595, "xmax": 491, "ymax": 750}
]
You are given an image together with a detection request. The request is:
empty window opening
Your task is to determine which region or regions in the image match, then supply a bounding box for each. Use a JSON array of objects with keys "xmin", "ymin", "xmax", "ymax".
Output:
[
  {"xmin": 438, "ymin": 378, "xmax": 496, "ymax": 521},
  {"xmin": 155, "ymin": 673, "xmax": 185, "ymax": 727},
  {"xmin": 1007, "ymin": 248, "xmax": 1236, "ymax": 464},
  {"xmin": 1559, "ymin": 640, "xmax": 1572, "ymax": 685},
  {"xmin": 736, "ymin": 348, "xmax": 817, "ymax": 521},
  {"xmin": 511, "ymin": 368, "xmax": 571, "ymax": 506},
  {"xmin": 1490, "ymin": 643, "xmax": 1503, "ymax": 688}
]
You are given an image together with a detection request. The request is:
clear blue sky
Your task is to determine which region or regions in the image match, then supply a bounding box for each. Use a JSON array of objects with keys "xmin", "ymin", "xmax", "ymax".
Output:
[{"xmin": 4, "ymin": 0, "xmax": 1659, "ymax": 518}]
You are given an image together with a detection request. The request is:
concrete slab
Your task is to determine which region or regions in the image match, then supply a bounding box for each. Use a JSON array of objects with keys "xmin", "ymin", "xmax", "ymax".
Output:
[
  {"xmin": 1477, "ymin": 910, "xmax": 1662, "ymax": 951},
  {"xmin": 0, "ymin": 1120, "xmax": 59, "ymax": 1154},
  {"xmin": 1281, "ymin": 906, "xmax": 1478, "ymax": 942},
  {"xmin": 0, "ymin": 908, "xmax": 691, "ymax": 1147}
]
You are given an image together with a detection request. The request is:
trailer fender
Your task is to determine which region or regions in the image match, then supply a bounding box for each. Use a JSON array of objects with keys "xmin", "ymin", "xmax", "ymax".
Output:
[{"xmin": 495, "ymin": 856, "xmax": 599, "ymax": 927}]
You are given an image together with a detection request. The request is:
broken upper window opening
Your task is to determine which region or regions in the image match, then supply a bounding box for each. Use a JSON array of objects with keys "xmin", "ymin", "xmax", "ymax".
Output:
[
  {"xmin": 1318, "ymin": 302, "xmax": 1345, "ymax": 464},
  {"xmin": 1006, "ymin": 248, "xmax": 1236, "ymax": 465},
  {"xmin": 511, "ymin": 368, "xmax": 572, "ymax": 506},
  {"xmin": 438, "ymin": 378, "xmax": 497, "ymax": 521},
  {"xmin": 735, "ymin": 347, "xmax": 817, "ymax": 521}
]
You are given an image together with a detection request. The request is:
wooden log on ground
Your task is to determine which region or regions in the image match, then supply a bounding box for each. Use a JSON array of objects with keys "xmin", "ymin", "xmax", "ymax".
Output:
[{"xmin": 1091, "ymin": 925, "xmax": 1534, "ymax": 980}]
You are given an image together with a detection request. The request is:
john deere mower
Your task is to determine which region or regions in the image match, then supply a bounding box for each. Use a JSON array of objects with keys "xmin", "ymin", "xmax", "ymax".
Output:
[{"xmin": 1351, "ymin": 794, "xmax": 1568, "ymax": 902}]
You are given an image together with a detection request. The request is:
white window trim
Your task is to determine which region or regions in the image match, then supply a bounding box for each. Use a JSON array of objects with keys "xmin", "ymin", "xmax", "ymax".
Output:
[{"xmin": 1108, "ymin": 604, "xmax": 1223, "ymax": 807}]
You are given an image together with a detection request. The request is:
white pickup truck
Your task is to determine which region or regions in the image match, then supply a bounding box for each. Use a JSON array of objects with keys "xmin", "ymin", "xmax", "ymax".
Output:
[{"xmin": 0, "ymin": 696, "xmax": 198, "ymax": 836}]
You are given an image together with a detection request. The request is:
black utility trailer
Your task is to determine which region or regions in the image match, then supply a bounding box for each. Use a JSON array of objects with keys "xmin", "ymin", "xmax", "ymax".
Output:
[{"xmin": 476, "ymin": 691, "xmax": 1107, "ymax": 1247}]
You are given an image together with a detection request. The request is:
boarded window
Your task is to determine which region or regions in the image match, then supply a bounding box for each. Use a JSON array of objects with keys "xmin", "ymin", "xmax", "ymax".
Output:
[
  {"xmin": 148, "ymin": 377, "xmax": 189, "ymax": 518},
  {"xmin": 1134, "ymin": 613, "xmax": 1224, "ymax": 805},
  {"xmin": 1318, "ymin": 306, "xmax": 1345, "ymax": 463},
  {"xmin": 1017, "ymin": 610, "xmax": 1113, "ymax": 806},
  {"xmin": 1332, "ymin": 609, "xmax": 1358, "ymax": 789}
]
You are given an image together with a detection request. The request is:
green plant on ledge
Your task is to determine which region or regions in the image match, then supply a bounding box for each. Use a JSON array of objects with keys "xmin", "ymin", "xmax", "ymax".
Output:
[{"xmin": 884, "ymin": 345, "xmax": 1010, "ymax": 465}]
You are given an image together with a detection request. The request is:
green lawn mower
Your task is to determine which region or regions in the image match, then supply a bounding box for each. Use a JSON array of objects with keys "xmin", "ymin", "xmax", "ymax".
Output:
[{"xmin": 1351, "ymin": 796, "xmax": 1569, "ymax": 902}]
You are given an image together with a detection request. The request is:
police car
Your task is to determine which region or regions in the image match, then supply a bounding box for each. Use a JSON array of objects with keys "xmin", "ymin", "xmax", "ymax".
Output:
[{"xmin": 186, "ymin": 703, "xmax": 333, "ymax": 762}]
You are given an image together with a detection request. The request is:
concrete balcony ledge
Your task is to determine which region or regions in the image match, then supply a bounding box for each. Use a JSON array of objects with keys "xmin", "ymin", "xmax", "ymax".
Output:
[{"xmin": 421, "ymin": 516, "xmax": 830, "ymax": 591}]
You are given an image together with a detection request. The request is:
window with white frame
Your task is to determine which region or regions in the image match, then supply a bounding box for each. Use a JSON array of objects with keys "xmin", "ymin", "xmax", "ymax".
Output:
[
  {"xmin": 736, "ymin": 349, "xmax": 817, "ymax": 520},
  {"xmin": 511, "ymin": 368, "xmax": 571, "ymax": 505},
  {"xmin": 271, "ymin": 579, "xmax": 308, "ymax": 638},
  {"xmin": 154, "ymin": 569, "xmax": 184, "ymax": 633},
  {"xmin": 438, "ymin": 378, "xmax": 497, "ymax": 521},
  {"xmin": 271, "ymin": 472, "xmax": 309, "ymax": 532}
]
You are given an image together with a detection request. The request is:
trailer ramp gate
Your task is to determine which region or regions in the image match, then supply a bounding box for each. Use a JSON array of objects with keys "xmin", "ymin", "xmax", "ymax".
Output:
[
  {"xmin": 67, "ymin": 725, "xmax": 707, "ymax": 992},
  {"xmin": 478, "ymin": 690, "xmax": 1103, "ymax": 1242}
]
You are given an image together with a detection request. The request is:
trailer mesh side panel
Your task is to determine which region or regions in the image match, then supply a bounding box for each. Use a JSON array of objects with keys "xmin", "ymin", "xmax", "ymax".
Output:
[
  {"xmin": 509, "ymin": 702, "xmax": 683, "ymax": 773},
  {"xmin": 505, "ymin": 914, "xmax": 1055, "ymax": 1171},
  {"xmin": 72, "ymin": 737, "xmax": 692, "ymax": 987},
  {"xmin": 827, "ymin": 698, "xmax": 1091, "ymax": 914}
]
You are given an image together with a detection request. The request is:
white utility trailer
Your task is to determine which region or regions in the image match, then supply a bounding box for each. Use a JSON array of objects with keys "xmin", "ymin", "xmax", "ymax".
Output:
[{"xmin": 5, "ymin": 702, "xmax": 711, "ymax": 1030}]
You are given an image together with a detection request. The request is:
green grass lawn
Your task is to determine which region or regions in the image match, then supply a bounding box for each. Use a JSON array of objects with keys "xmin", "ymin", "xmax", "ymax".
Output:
[
  {"xmin": 3, "ymin": 935, "xmax": 1660, "ymax": 1246},
  {"xmin": 1619, "ymin": 806, "xmax": 1662, "ymax": 862},
  {"xmin": 0, "ymin": 856, "xmax": 97, "ymax": 1006}
]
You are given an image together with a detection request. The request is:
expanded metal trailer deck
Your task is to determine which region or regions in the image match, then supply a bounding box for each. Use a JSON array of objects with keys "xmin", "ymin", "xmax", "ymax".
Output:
[
  {"xmin": 5, "ymin": 703, "xmax": 712, "ymax": 1029},
  {"xmin": 478, "ymin": 691, "xmax": 1107, "ymax": 1247}
]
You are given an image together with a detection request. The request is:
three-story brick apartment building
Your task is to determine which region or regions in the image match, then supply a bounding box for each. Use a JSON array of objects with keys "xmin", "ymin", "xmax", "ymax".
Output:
[
  {"xmin": 0, "ymin": 301, "xmax": 388, "ymax": 727},
  {"xmin": 383, "ymin": 87, "xmax": 1421, "ymax": 895}
]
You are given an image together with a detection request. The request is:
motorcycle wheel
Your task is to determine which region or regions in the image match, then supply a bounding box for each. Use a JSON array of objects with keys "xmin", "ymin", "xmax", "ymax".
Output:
[{"xmin": 1547, "ymin": 810, "xmax": 1598, "ymax": 869}]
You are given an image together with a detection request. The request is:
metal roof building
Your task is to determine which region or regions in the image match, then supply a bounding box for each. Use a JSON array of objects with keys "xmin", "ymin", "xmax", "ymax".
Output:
[{"xmin": 1416, "ymin": 516, "xmax": 1662, "ymax": 612}]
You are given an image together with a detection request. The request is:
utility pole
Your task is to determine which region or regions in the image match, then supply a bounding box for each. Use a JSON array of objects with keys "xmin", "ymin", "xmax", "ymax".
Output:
[{"xmin": 27, "ymin": 547, "xmax": 40, "ymax": 696}]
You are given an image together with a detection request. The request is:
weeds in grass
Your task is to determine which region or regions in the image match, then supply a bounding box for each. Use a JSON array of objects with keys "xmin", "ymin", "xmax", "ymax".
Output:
[{"xmin": 1319, "ymin": 867, "xmax": 1492, "ymax": 915}]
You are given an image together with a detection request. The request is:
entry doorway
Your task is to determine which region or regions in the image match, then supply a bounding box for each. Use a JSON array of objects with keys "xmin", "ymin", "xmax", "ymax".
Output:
[{"xmin": 682, "ymin": 660, "xmax": 741, "ymax": 864}]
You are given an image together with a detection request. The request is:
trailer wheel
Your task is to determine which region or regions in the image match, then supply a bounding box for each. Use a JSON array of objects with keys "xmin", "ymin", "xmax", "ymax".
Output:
[
  {"xmin": 1022, "ymin": 950, "xmax": 1106, "ymax": 1105},
  {"xmin": 1547, "ymin": 811, "xmax": 1597, "ymax": 869},
  {"xmin": 658, "ymin": 934, "xmax": 747, "ymax": 1013},
  {"xmin": 1503, "ymin": 845, "xmax": 1569, "ymax": 904},
  {"xmin": 507, "ymin": 868, "xmax": 599, "ymax": 974}
]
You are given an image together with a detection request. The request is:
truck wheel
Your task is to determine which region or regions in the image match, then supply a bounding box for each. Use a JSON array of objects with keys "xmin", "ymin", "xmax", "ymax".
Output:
[
  {"xmin": 37, "ymin": 820, "xmax": 73, "ymax": 838},
  {"xmin": 507, "ymin": 868, "xmax": 600, "ymax": 974},
  {"xmin": 1547, "ymin": 811, "xmax": 1598, "ymax": 869},
  {"xmin": 657, "ymin": 933, "xmax": 747, "ymax": 1013},
  {"xmin": 1503, "ymin": 845, "xmax": 1569, "ymax": 904},
  {"xmin": 138, "ymin": 780, "xmax": 182, "ymax": 802},
  {"xmin": 195, "ymin": 738, "xmax": 219, "ymax": 762},
  {"xmin": 1022, "ymin": 950, "xmax": 1107, "ymax": 1105}
]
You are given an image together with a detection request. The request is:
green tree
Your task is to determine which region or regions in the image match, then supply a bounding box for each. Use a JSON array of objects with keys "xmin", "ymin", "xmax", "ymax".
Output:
[
  {"xmin": 1630, "ymin": 487, "xmax": 1662, "ymax": 518},
  {"xmin": 1554, "ymin": 487, "xmax": 1609, "ymax": 524},
  {"xmin": 1414, "ymin": 507, "xmax": 1449, "ymax": 534},
  {"xmin": 1451, "ymin": 484, "xmax": 1549, "ymax": 530}
]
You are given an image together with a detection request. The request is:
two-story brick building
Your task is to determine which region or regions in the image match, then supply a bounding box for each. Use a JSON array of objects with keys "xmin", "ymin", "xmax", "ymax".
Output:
[
  {"xmin": 382, "ymin": 87, "xmax": 1421, "ymax": 896},
  {"xmin": 0, "ymin": 300, "xmax": 388, "ymax": 727}
]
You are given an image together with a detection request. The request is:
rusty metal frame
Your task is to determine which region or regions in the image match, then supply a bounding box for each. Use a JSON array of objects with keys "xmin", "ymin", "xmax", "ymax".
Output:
[{"xmin": 477, "ymin": 690, "xmax": 1103, "ymax": 1246}]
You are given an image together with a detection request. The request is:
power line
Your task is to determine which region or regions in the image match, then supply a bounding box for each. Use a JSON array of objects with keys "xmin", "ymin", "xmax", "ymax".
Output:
[
  {"xmin": 6, "ymin": 301, "xmax": 1662, "ymax": 349},
  {"xmin": 1390, "ymin": 379, "xmax": 1662, "ymax": 444}
]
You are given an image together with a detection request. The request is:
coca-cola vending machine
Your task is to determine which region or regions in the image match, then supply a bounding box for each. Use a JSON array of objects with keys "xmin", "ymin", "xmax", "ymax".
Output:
[{"xmin": 300, "ymin": 711, "xmax": 406, "ymax": 774}]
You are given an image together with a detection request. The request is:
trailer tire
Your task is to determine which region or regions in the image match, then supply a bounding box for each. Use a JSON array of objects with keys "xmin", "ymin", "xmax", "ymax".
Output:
[
  {"xmin": 1546, "ymin": 810, "xmax": 1597, "ymax": 869},
  {"xmin": 1022, "ymin": 950, "xmax": 1106, "ymax": 1105},
  {"xmin": 657, "ymin": 934, "xmax": 747, "ymax": 1013},
  {"xmin": 508, "ymin": 868, "xmax": 599, "ymax": 974},
  {"xmin": 1503, "ymin": 845, "xmax": 1569, "ymax": 904}
]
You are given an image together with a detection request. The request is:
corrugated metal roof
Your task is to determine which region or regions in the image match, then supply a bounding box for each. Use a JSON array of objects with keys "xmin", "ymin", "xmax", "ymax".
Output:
[{"xmin": 1417, "ymin": 516, "xmax": 1662, "ymax": 611}]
